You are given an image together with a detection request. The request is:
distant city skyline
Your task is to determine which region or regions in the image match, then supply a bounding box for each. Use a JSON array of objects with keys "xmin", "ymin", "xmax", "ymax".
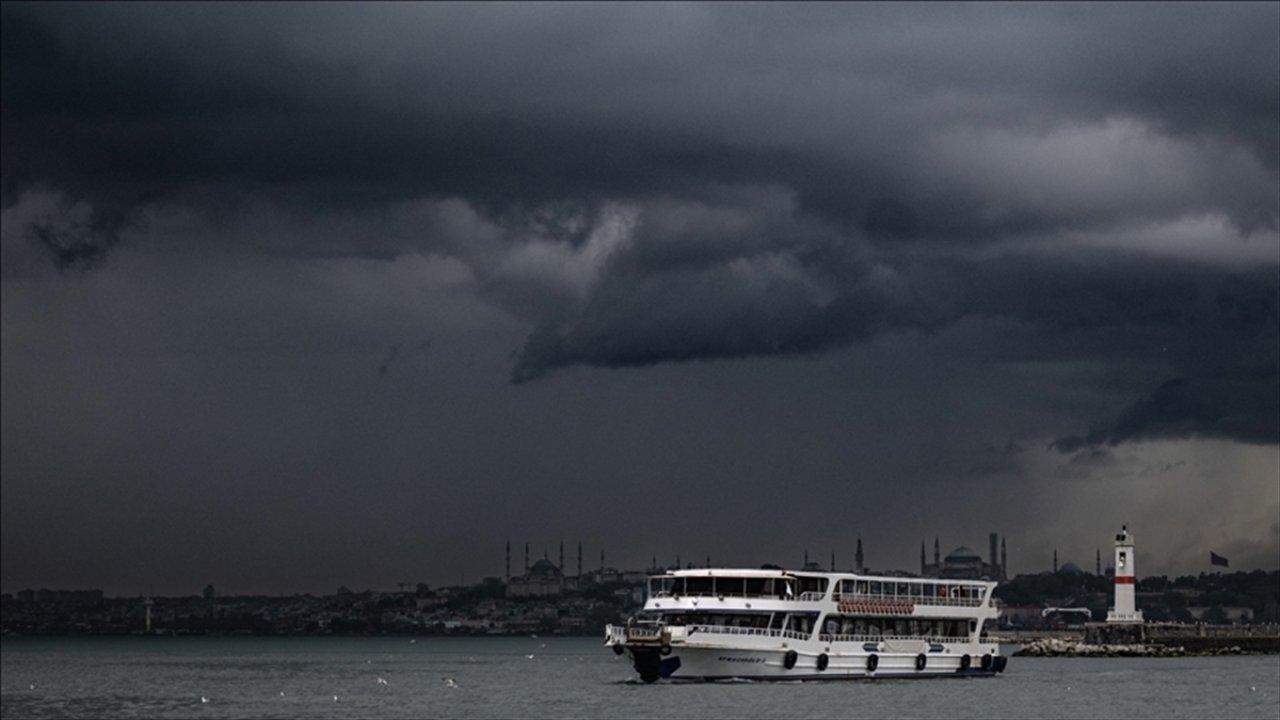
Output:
[
  {"xmin": 6, "ymin": 529, "xmax": 1273, "ymax": 598},
  {"xmin": 2, "ymin": 3, "xmax": 1277, "ymax": 597}
]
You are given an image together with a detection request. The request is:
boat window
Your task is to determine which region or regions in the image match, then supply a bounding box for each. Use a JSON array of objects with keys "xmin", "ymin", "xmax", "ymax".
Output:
[
  {"xmin": 785, "ymin": 612, "xmax": 819, "ymax": 635},
  {"xmin": 668, "ymin": 612, "xmax": 771, "ymax": 628},
  {"xmin": 744, "ymin": 578, "xmax": 768, "ymax": 597},
  {"xmin": 812, "ymin": 615, "xmax": 981, "ymax": 640},
  {"xmin": 648, "ymin": 577, "xmax": 675, "ymax": 596},
  {"xmin": 798, "ymin": 576, "xmax": 828, "ymax": 595},
  {"xmin": 685, "ymin": 577, "xmax": 714, "ymax": 596}
]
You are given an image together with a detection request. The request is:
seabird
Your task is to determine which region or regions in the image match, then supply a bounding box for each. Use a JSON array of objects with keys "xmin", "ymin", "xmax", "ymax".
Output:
[
  {"xmin": 377, "ymin": 677, "xmax": 388, "ymax": 685},
  {"xmin": 443, "ymin": 677, "xmax": 459, "ymax": 689},
  {"xmin": 200, "ymin": 697, "xmax": 209, "ymax": 704}
]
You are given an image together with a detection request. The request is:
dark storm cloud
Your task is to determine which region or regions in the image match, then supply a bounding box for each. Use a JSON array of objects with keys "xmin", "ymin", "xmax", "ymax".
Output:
[
  {"xmin": 1052, "ymin": 375, "xmax": 1280, "ymax": 452},
  {"xmin": 4, "ymin": 3, "xmax": 1277, "ymax": 251},
  {"xmin": 2, "ymin": 1, "xmax": 1278, "ymax": 454},
  {"xmin": 512, "ymin": 238, "xmax": 1279, "ymax": 445}
]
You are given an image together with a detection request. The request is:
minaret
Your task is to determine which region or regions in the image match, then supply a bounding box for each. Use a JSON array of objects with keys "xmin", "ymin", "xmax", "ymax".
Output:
[
  {"xmin": 933, "ymin": 537, "xmax": 940, "ymax": 565},
  {"xmin": 505, "ymin": 541, "xmax": 511, "ymax": 582},
  {"xmin": 578, "ymin": 541, "xmax": 583, "ymax": 577},
  {"xmin": 1001, "ymin": 538, "xmax": 1008, "ymax": 579},
  {"xmin": 599, "ymin": 549, "xmax": 605, "ymax": 573},
  {"xmin": 705, "ymin": 555, "xmax": 710, "ymax": 568},
  {"xmin": 1053, "ymin": 549, "xmax": 1058, "ymax": 573},
  {"xmin": 676, "ymin": 554, "xmax": 681, "ymax": 570},
  {"xmin": 804, "ymin": 549, "xmax": 809, "ymax": 567},
  {"xmin": 1107, "ymin": 525, "xmax": 1144, "ymax": 624},
  {"xmin": 920, "ymin": 541, "xmax": 927, "ymax": 575},
  {"xmin": 855, "ymin": 538, "xmax": 864, "ymax": 574},
  {"xmin": 524, "ymin": 543, "xmax": 530, "ymax": 573},
  {"xmin": 559, "ymin": 540, "xmax": 564, "ymax": 571},
  {"xmin": 830, "ymin": 551, "xmax": 835, "ymax": 572},
  {"xmin": 1096, "ymin": 548, "xmax": 1102, "ymax": 576}
]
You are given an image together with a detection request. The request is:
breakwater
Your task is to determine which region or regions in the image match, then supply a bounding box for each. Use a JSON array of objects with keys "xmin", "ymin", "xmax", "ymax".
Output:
[{"xmin": 1014, "ymin": 635, "xmax": 1280, "ymax": 657}]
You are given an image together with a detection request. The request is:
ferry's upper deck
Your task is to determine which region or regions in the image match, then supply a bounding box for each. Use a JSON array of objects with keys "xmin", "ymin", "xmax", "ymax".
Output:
[{"xmin": 644, "ymin": 568, "xmax": 996, "ymax": 612}]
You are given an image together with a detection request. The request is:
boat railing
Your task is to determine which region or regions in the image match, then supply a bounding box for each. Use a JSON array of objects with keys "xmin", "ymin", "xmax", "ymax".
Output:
[
  {"xmin": 818, "ymin": 633, "xmax": 967, "ymax": 643},
  {"xmin": 684, "ymin": 624, "xmax": 812, "ymax": 641},
  {"xmin": 647, "ymin": 591, "xmax": 828, "ymax": 602},
  {"xmin": 607, "ymin": 622, "xmax": 811, "ymax": 642},
  {"xmin": 832, "ymin": 593, "xmax": 983, "ymax": 608}
]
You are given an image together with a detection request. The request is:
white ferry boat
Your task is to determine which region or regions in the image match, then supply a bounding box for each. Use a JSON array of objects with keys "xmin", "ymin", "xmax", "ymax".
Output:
[{"xmin": 605, "ymin": 568, "xmax": 1009, "ymax": 682}]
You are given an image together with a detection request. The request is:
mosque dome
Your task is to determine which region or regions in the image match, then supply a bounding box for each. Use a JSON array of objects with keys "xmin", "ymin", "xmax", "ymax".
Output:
[
  {"xmin": 529, "ymin": 558, "xmax": 560, "ymax": 575},
  {"xmin": 1059, "ymin": 562, "xmax": 1084, "ymax": 574},
  {"xmin": 945, "ymin": 546, "xmax": 983, "ymax": 563}
]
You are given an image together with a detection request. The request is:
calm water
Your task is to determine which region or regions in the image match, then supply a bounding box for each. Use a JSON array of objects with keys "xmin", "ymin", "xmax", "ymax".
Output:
[{"xmin": 2, "ymin": 637, "xmax": 1277, "ymax": 719}]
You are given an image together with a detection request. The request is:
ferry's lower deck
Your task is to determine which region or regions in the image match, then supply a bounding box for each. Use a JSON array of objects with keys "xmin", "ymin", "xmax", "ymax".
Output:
[{"xmin": 609, "ymin": 624, "xmax": 1006, "ymax": 682}]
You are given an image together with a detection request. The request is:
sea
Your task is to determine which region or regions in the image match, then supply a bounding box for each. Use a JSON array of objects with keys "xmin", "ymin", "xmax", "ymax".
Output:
[{"xmin": 1, "ymin": 637, "xmax": 1277, "ymax": 719}]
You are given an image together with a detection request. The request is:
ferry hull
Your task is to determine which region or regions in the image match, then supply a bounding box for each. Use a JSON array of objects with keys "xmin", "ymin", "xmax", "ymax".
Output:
[{"xmin": 623, "ymin": 644, "xmax": 1007, "ymax": 682}]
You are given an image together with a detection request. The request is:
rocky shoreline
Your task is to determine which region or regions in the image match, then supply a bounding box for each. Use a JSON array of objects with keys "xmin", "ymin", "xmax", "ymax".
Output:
[{"xmin": 1014, "ymin": 637, "xmax": 1268, "ymax": 657}]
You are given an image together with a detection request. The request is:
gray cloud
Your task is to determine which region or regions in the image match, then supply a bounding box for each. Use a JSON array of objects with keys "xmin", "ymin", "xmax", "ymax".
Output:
[
  {"xmin": 2, "ymin": 3, "xmax": 1278, "ymax": 592},
  {"xmin": 4, "ymin": 4, "xmax": 1276, "ymax": 252}
]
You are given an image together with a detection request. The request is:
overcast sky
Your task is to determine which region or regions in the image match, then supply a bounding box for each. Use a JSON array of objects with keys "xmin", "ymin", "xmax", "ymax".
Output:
[{"xmin": 2, "ymin": 2, "xmax": 1277, "ymax": 596}]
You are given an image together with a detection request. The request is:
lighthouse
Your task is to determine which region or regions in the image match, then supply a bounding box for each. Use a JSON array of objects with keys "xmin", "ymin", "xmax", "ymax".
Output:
[{"xmin": 1105, "ymin": 525, "xmax": 1144, "ymax": 624}]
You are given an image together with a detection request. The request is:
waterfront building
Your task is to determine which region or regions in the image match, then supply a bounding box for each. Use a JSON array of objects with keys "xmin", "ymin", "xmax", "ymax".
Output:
[
  {"xmin": 508, "ymin": 558, "xmax": 566, "ymax": 597},
  {"xmin": 505, "ymin": 541, "xmax": 590, "ymax": 597},
  {"xmin": 920, "ymin": 532, "xmax": 1006, "ymax": 580}
]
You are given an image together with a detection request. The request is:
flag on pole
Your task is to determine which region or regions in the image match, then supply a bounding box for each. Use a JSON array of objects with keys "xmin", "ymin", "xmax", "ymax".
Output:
[{"xmin": 1210, "ymin": 552, "xmax": 1229, "ymax": 567}]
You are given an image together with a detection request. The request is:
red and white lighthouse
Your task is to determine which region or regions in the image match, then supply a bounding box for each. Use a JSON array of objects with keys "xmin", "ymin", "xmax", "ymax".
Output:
[{"xmin": 1106, "ymin": 525, "xmax": 1144, "ymax": 624}]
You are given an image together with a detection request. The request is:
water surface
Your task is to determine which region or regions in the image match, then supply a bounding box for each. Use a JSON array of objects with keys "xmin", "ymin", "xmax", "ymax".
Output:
[{"xmin": 2, "ymin": 637, "xmax": 1277, "ymax": 719}]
